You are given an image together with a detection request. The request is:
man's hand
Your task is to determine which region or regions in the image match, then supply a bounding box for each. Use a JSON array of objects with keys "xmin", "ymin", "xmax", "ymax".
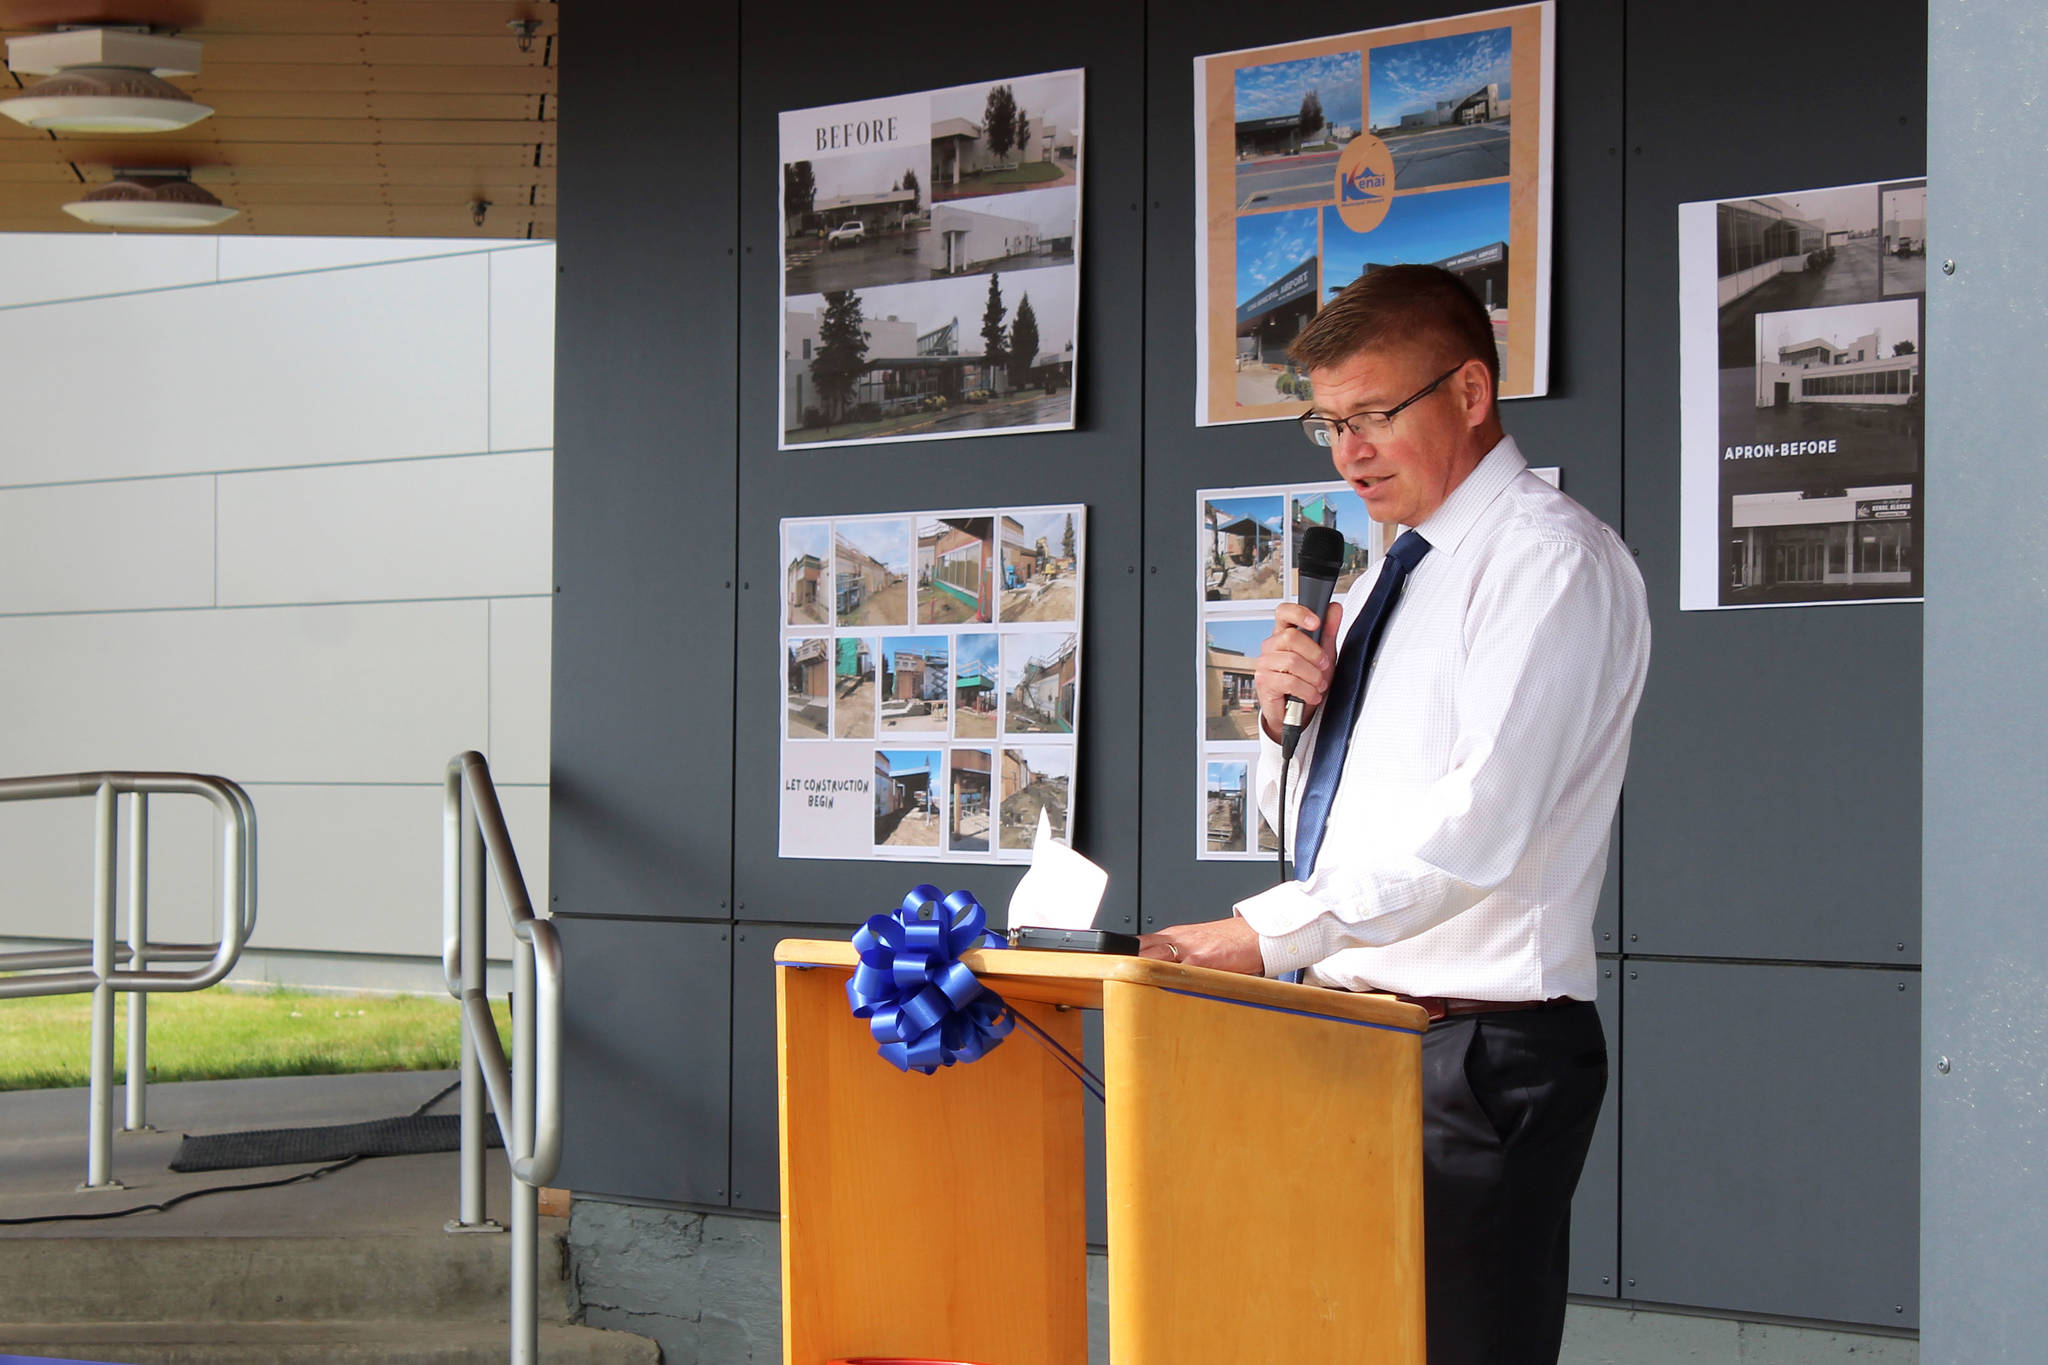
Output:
[
  {"xmin": 1138, "ymin": 915, "xmax": 1265, "ymax": 976},
  {"xmin": 1254, "ymin": 600, "xmax": 1343, "ymax": 741}
]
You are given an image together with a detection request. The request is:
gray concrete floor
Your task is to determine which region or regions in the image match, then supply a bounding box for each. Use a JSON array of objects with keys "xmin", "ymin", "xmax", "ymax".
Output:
[{"xmin": 0, "ymin": 1070, "xmax": 507, "ymax": 1239}]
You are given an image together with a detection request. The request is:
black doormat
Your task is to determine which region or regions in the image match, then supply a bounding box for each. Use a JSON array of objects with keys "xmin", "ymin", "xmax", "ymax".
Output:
[{"xmin": 170, "ymin": 1113, "xmax": 503, "ymax": 1173}]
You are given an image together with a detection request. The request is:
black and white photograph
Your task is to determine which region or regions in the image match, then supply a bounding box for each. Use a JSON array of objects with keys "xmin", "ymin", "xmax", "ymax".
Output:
[
  {"xmin": 1881, "ymin": 182, "xmax": 1927, "ymax": 297},
  {"xmin": 1679, "ymin": 178, "xmax": 1928, "ymax": 609},
  {"xmin": 928, "ymin": 71, "xmax": 1082, "ymax": 204},
  {"xmin": 998, "ymin": 508, "xmax": 1079, "ymax": 622},
  {"xmin": 784, "ymin": 521, "xmax": 829, "ymax": 626},
  {"xmin": 833, "ymin": 636, "xmax": 876, "ymax": 739},
  {"xmin": 1002, "ymin": 631, "xmax": 1078, "ymax": 735},
  {"xmin": 1202, "ymin": 494, "xmax": 1284, "ymax": 601},
  {"xmin": 1203, "ymin": 617, "xmax": 1268, "ymax": 741},
  {"xmin": 783, "ymin": 268, "xmax": 1076, "ymax": 447},
  {"xmin": 1205, "ymin": 759, "xmax": 1251, "ymax": 855},
  {"xmin": 834, "ymin": 518, "xmax": 911, "ymax": 627},
  {"xmin": 947, "ymin": 748, "xmax": 994, "ymax": 853},
  {"xmin": 786, "ymin": 637, "xmax": 830, "ymax": 740},
  {"xmin": 953, "ymin": 632, "xmax": 1000, "ymax": 739},
  {"xmin": 873, "ymin": 749, "xmax": 941, "ymax": 850},
  {"xmin": 779, "ymin": 70, "xmax": 1083, "ymax": 451},
  {"xmin": 879, "ymin": 635, "xmax": 950, "ymax": 735},
  {"xmin": 1366, "ymin": 26, "xmax": 1513, "ymax": 191},
  {"xmin": 999, "ymin": 745, "xmax": 1071, "ymax": 850}
]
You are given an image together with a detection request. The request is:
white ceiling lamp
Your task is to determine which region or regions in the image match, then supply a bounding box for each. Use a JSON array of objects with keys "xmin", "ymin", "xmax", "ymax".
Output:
[
  {"xmin": 64, "ymin": 171, "xmax": 238, "ymax": 229},
  {"xmin": 2, "ymin": 28, "xmax": 213, "ymax": 134}
]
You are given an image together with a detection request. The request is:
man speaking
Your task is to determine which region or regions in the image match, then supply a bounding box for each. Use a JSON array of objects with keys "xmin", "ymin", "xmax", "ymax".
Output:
[{"xmin": 1144, "ymin": 265, "xmax": 1650, "ymax": 1365}]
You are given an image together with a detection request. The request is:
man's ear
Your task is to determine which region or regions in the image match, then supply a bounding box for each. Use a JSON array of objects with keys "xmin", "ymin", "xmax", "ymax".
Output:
[{"xmin": 1458, "ymin": 358, "xmax": 1496, "ymax": 429}]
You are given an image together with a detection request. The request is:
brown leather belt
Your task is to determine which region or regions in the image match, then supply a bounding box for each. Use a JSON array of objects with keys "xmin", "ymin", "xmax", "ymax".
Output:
[{"xmin": 1393, "ymin": 994, "xmax": 1576, "ymax": 1022}]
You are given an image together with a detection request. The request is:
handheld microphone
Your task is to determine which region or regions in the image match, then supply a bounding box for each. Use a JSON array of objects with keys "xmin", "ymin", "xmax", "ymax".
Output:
[{"xmin": 1281, "ymin": 525, "xmax": 1345, "ymax": 763}]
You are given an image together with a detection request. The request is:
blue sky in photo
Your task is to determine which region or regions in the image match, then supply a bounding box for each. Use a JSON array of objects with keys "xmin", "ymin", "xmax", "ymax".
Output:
[
  {"xmin": 1010, "ymin": 508, "xmax": 1073, "ymax": 547},
  {"xmin": 787, "ymin": 522, "xmax": 828, "ymax": 561},
  {"xmin": 1206, "ymin": 617, "xmax": 1270, "ymax": 658},
  {"xmin": 1234, "ymin": 51, "xmax": 1363, "ymax": 128},
  {"xmin": 1206, "ymin": 759, "xmax": 1248, "ymax": 793},
  {"xmin": 955, "ymin": 632, "xmax": 999, "ymax": 677},
  {"xmin": 838, "ymin": 518, "xmax": 908, "ymax": 571},
  {"xmin": 880, "ymin": 749, "xmax": 936, "ymax": 776},
  {"xmin": 1296, "ymin": 489, "xmax": 1374, "ymax": 548},
  {"xmin": 1204, "ymin": 494, "xmax": 1285, "ymax": 530},
  {"xmin": 1320, "ymin": 182, "xmax": 1509, "ymax": 291},
  {"xmin": 1236, "ymin": 208, "xmax": 1318, "ymax": 306},
  {"xmin": 1368, "ymin": 27, "xmax": 1512, "ymax": 129},
  {"xmin": 882, "ymin": 636, "xmax": 948, "ymax": 669}
]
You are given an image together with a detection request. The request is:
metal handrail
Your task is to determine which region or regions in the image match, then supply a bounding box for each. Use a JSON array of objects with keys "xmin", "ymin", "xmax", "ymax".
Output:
[
  {"xmin": 0, "ymin": 771, "xmax": 256, "ymax": 1189},
  {"xmin": 442, "ymin": 750, "xmax": 561, "ymax": 1365}
]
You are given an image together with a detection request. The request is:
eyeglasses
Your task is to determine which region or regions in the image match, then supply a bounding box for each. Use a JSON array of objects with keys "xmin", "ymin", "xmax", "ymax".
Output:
[{"xmin": 1298, "ymin": 363, "xmax": 1465, "ymax": 447}]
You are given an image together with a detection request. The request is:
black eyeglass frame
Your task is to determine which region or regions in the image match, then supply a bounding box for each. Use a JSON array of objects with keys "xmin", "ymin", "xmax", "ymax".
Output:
[{"xmin": 1297, "ymin": 361, "xmax": 1468, "ymax": 447}]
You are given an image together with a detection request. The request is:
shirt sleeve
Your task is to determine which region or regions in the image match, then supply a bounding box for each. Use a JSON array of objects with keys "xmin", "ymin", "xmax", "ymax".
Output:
[{"xmin": 1236, "ymin": 535, "xmax": 1622, "ymax": 977}]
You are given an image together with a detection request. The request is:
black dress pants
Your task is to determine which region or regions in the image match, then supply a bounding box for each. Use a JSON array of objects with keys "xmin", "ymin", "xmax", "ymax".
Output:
[{"xmin": 1419, "ymin": 1001, "xmax": 1607, "ymax": 1365}]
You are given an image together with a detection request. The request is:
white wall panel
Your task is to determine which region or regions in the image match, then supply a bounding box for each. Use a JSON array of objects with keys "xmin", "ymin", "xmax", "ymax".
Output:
[
  {"xmin": 489, "ymin": 597, "xmax": 553, "ymax": 785},
  {"xmin": 238, "ymin": 782, "xmax": 541, "ymax": 960},
  {"xmin": 215, "ymin": 451, "xmax": 551, "ymax": 606},
  {"xmin": 217, "ymin": 237, "xmax": 494, "ymax": 281},
  {"xmin": 0, "ymin": 790, "xmax": 219, "ymax": 946},
  {"xmin": 489, "ymin": 245, "xmax": 557, "ymax": 451},
  {"xmin": 0, "ymin": 234, "xmax": 216, "ymax": 310},
  {"xmin": 0, "ymin": 255, "xmax": 491, "ymax": 485},
  {"xmin": 0, "ymin": 601, "xmax": 488, "ymax": 783},
  {"xmin": 0, "ymin": 477, "xmax": 214, "ymax": 613}
]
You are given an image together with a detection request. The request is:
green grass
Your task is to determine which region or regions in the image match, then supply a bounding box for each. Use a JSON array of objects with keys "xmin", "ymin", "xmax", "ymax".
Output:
[{"xmin": 0, "ymin": 986, "xmax": 513, "ymax": 1093}]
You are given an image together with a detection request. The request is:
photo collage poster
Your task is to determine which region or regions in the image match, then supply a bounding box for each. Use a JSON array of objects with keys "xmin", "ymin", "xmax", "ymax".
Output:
[
  {"xmin": 781, "ymin": 505, "xmax": 1086, "ymax": 863},
  {"xmin": 779, "ymin": 70, "xmax": 1085, "ymax": 450},
  {"xmin": 1195, "ymin": 469, "xmax": 1558, "ymax": 861},
  {"xmin": 1678, "ymin": 178, "xmax": 1927, "ymax": 610},
  {"xmin": 1192, "ymin": 2, "xmax": 1554, "ymax": 428}
]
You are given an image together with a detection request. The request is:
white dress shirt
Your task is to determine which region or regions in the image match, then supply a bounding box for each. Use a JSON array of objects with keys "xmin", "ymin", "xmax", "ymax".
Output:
[{"xmin": 1236, "ymin": 436, "xmax": 1650, "ymax": 1001}]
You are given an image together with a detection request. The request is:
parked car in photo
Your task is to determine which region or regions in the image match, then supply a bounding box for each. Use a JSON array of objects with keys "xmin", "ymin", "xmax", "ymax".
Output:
[{"xmin": 828, "ymin": 221, "xmax": 866, "ymax": 248}]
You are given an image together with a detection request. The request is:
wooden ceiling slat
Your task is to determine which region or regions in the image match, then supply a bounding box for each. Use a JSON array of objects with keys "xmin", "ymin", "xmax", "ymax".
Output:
[
  {"xmin": 177, "ymin": 116, "xmax": 558, "ymax": 145},
  {"xmin": 182, "ymin": 3, "xmax": 558, "ymax": 39},
  {"xmin": 196, "ymin": 162, "xmax": 551, "ymax": 187},
  {"xmin": 197, "ymin": 34, "xmax": 548, "ymax": 66},
  {"xmin": 187, "ymin": 64, "xmax": 555, "ymax": 94},
  {"xmin": 0, "ymin": 178, "xmax": 551, "ymax": 208},
  {"xmin": 201, "ymin": 91, "xmax": 545, "ymax": 120},
  {"xmin": 0, "ymin": 139, "xmax": 547, "ymax": 167}
]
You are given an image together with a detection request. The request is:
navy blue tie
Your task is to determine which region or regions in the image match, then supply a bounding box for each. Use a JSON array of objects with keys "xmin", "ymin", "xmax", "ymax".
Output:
[{"xmin": 1292, "ymin": 530, "xmax": 1432, "ymax": 878}]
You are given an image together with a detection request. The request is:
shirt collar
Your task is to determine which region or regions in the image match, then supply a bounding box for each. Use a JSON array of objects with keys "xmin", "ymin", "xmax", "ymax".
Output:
[{"xmin": 1415, "ymin": 435, "xmax": 1526, "ymax": 557}]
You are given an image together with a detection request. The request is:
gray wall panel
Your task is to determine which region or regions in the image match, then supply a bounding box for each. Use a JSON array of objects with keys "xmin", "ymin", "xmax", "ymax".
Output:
[
  {"xmin": 1567, "ymin": 962, "xmax": 1622, "ymax": 1297},
  {"xmin": 1138, "ymin": 0, "xmax": 1627, "ymax": 937},
  {"xmin": 728, "ymin": 0, "xmax": 1145, "ymax": 934},
  {"xmin": 551, "ymin": 6, "xmax": 739, "ymax": 923},
  {"xmin": 555, "ymin": 918, "xmax": 734, "ymax": 1205},
  {"xmin": 1923, "ymin": 3, "xmax": 2048, "ymax": 1359},
  {"xmin": 1619, "ymin": 0, "xmax": 1925, "ymax": 965},
  {"xmin": 1620, "ymin": 960, "xmax": 1918, "ymax": 1326},
  {"xmin": 729, "ymin": 924, "xmax": 799, "ymax": 1213}
]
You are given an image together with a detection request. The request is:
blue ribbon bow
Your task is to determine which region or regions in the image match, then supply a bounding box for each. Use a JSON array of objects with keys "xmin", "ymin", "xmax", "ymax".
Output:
[{"xmin": 847, "ymin": 885, "xmax": 1011, "ymax": 1073}]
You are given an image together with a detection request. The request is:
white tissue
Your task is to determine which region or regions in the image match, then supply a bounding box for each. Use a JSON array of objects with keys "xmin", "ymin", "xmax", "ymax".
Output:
[{"xmin": 1005, "ymin": 809, "xmax": 1109, "ymax": 931}]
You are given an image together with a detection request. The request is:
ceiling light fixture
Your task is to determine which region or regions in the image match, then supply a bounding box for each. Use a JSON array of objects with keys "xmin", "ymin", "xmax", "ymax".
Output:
[
  {"xmin": 507, "ymin": 19, "xmax": 541, "ymax": 55},
  {"xmin": 64, "ymin": 171, "xmax": 238, "ymax": 229},
  {"xmin": 2, "ymin": 28, "xmax": 213, "ymax": 134}
]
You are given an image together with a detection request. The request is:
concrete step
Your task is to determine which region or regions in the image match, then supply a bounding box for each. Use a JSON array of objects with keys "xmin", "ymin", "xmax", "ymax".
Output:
[
  {"xmin": 0, "ymin": 1228, "xmax": 575, "ymax": 1324},
  {"xmin": 0, "ymin": 1320, "xmax": 661, "ymax": 1364}
]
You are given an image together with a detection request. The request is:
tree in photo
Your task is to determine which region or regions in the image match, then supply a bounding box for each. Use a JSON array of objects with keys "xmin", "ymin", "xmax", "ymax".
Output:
[
  {"xmin": 1895, "ymin": 340, "xmax": 1916, "ymax": 356},
  {"xmin": 1298, "ymin": 90, "xmax": 1324, "ymax": 143},
  {"xmin": 902, "ymin": 166, "xmax": 921, "ymax": 214},
  {"xmin": 812, "ymin": 289, "xmax": 869, "ymax": 423},
  {"xmin": 784, "ymin": 160, "xmax": 817, "ymax": 236},
  {"xmin": 983, "ymin": 83, "xmax": 1018, "ymax": 159},
  {"xmin": 1007, "ymin": 292, "xmax": 1040, "ymax": 391},
  {"xmin": 980, "ymin": 273, "xmax": 1009, "ymax": 383},
  {"xmin": 1061, "ymin": 511, "xmax": 1076, "ymax": 563},
  {"xmin": 1015, "ymin": 108, "xmax": 1032, "ymax": 160}
]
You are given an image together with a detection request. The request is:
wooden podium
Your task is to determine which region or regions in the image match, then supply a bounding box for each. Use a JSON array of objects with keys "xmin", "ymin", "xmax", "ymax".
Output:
[{"xmin": 776, "ymin": 941, "xmax": 1430, "ymax": 1365}]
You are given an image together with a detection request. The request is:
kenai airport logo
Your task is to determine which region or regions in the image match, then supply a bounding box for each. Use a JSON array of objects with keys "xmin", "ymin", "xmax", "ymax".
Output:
[{"xmin": 1334, "ymin": 134, "xmax": 1395, "ymax": 234}]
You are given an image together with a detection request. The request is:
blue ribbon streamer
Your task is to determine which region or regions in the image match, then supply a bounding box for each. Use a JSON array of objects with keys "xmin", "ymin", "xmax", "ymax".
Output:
[{"xmin": 847, "ymin": 885, "xmax": 1011, "ymax": 1074}]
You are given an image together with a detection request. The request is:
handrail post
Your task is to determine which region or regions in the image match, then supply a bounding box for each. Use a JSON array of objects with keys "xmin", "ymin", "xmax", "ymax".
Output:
[
  {"xmin": 124, "ymin": 791, "xmax": 151, "ymax": 1133},
  {"xmin": 83, "ymin": 781, "xmax": 122, "ymax": 1190},
  {"xmin": 456, "ymin": 786, "xmax": 499, "ymax": 1232},
  {"xmin": 512, "ymin": 932, "xmax": 539, "ymax": 1364}
]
